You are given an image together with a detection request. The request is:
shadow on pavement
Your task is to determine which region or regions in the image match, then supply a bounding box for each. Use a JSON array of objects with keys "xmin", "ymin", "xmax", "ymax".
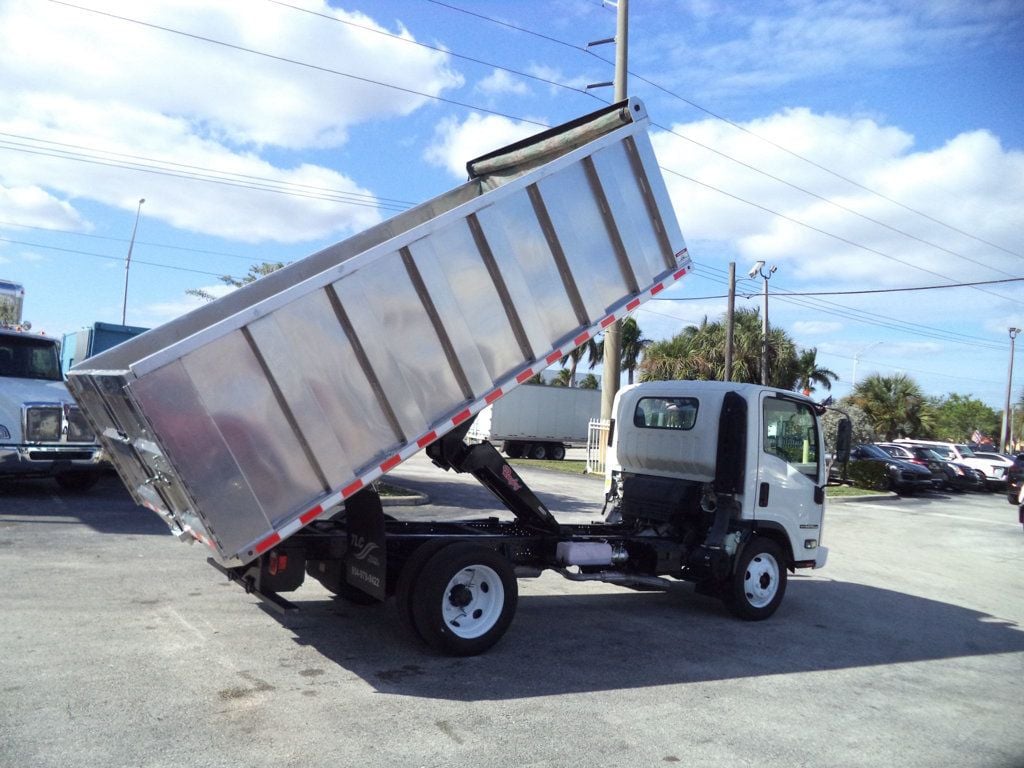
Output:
[
  {"xmin": 0, "ymin": 473, "xmax": 170, "ymax": 536},
  {"xmin": 263, "ymin": 576, "xmax": 1024, "ymax": 701}
]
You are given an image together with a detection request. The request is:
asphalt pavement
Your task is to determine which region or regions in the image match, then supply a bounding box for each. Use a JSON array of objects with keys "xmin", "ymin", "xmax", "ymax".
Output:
[{"xmin": 1, "ymin": 458, "xmax": 1022, "ymax": 768}]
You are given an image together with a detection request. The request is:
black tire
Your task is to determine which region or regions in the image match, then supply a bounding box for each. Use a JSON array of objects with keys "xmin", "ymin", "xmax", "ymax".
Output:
[
  {"xmin": 503, "ymin": 441, "xmax": 524, "ymax": 459},
  {"xmin": 527, "ymin": 443, "xmax": 547, "ymax": 460},
  {"xmin": 393, "ymin": 540, "xmax": 451, "ymax": 641},
  {"xmin": 411, "ymin": 542, "xmax": 518, "ymax": 656},
  {"xmin": 54, "ymin": 472, "xmax": 100, "ymax": 492},
  {"xmin": 547, "ymin": 443, "xmax": 566, "ymax": 461},
  {"xmin": 725, "ymin": 536, "xmax": 787, "ymax": 621}
]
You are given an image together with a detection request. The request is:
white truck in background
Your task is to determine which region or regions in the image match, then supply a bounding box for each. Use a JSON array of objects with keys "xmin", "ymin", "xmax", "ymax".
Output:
[
  {"xmin": 67, "ymin": 99, "xmax": 849, "ymax": 655},
  {"xmin": 0, "ymin": 325, "xmax": 104, "ymax": 490},
  {"xmin": 467, "ymin": 384, "xmax": 600, "ymax": 460}
]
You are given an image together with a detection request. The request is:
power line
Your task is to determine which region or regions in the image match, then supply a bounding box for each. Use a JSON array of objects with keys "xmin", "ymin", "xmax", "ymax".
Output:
[
  {"xmin": 428, "ymin": 1, "xmax": 1021, "ymax": 263},
  {"xmin": 0, "ymin": 220, "xmax": 254, "ymax": 261},
  {"xmin": 652, "ymin": 274, "xmax": 1024, "ymax": 298},
  {"xmin": 266, "ymin": 0, "xmax": 602, "ymax": 103},
  {"xmin": 0, "ymin": 239, "xmax": 245, "ymax": 280},
  {"xmin": 47, "ymin": 0, "xmax": 552, "ymax": 129}
]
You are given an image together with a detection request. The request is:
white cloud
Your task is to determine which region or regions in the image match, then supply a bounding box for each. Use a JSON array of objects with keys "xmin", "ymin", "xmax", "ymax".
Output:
[
  {"xmin": 652, "ymin": 108, "xmax": 1024, "ymax": 289},
  {"xmin": 424, "ymin": 113, "xmax": 540, "ymax": 178},
  {"xmin": 477, "ymin": 69, "xmax": 529, "ymax": 97},
  {"xmin": 0, "ymin": 0, "xmax": 465, "ymax": 242}
]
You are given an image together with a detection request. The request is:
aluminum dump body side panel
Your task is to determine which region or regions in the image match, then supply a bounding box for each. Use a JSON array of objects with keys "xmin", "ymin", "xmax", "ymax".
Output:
[{"xmin": 67, "ymin": 99, "xmax": 691, "ymax": 566}]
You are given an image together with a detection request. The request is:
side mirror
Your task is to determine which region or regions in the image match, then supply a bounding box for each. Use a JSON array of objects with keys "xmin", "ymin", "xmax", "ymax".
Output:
[{"xmin": 835, "ymin": 418, "xmax": 852, "ymax": 464}]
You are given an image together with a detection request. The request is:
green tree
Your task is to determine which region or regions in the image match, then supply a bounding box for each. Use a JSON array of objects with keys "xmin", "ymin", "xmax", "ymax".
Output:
[
  {"xmin": 560, "ymin": 336, "xmax": 602, "ymax": 387},
  {"xmin": 551, "ymin": 368, "xmax": 573, "ymax": 387},
  {"xmin": 637, "ymin": 308, "xmax": 797, "ymax": 386},
  {"xmin": 578, "ymin": 373, "xmax": 599, "ymax": 389},
  {"xmin": 0, "ymin": 300, "xmax": 16, "ymax": 324},
  {"xmin": 850, "ymin": 373, "xmax": 934, "ymax": 440},
  {"xmin": 787, "ymin": 347, "xmax": 838, "ymax": 396},
  {"xmin": 620, "ymin": 316, "xmax": 649, "ymax": 385},
  {"xmin": 820, "ymin": 400, "xmax": 875, "ymax": 452},
  {"xmin": 928, "ymin": 393, "xmax": 999, "ymax": 442},
  {"xmin": 187, "ymin": 261, "xmax": 285, "ymax": 302}
]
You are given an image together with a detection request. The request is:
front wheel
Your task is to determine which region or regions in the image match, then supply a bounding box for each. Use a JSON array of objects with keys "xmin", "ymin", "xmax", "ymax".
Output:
[
  {"xmin": 411, "ymin": 543, "xmax": 518, "ymax": 656},
  {"xmin": 725, "ymin": 536, "xmax": 787, "ymax": 621}
]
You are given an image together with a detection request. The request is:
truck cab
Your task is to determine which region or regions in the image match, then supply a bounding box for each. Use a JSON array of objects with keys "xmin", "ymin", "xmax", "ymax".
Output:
[
  {"xmin": 605, "ymin": 381, "xmax": 829, "ymax": 617},
  {"xmin": 0, "ymin": 327, "xmax": 103, "ymax": 490}
]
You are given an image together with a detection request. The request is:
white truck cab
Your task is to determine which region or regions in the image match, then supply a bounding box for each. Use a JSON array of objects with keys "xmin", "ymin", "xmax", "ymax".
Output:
[
  {"xmin": 0, "ymin": 326, "xmax": 103, "ymax": 490},
  {"xmin": 605, "ymin": 381, "xmax": 831, "ymax": 618}
]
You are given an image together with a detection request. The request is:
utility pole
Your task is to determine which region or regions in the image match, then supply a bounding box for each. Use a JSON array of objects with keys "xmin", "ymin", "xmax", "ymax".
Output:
[
  {"xmin": 1001, "ymin": 327, "xmax": 1020, "ymax": 451},
  {"xmin": 724, "ymin": 262, "xmax": 735, "ymax": 381},
  {"xmin": 121, "ymin": 197, "xmax": 145, "ymax": 325},
  {"xmin": 599, "ymin": 0, "xmax": 628, "ymax": 421},
  {"xmin": 748, "ymin": 261, "xmax": 776, "ymax": 386}
]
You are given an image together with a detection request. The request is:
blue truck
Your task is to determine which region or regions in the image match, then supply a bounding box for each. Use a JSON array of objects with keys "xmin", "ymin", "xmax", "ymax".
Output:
[{"xmin": 61, "ymin": 322, "xmax": 148, "ymax": 375}]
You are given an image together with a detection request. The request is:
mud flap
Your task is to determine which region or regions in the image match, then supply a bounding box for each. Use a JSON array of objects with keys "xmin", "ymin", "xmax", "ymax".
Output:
[{"xmin": 344, "ymin": 487, "xmax": 387, "ymax": 601}]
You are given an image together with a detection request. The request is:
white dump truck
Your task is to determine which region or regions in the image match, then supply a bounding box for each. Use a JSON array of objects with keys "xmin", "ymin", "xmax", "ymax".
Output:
[
  {"xmin": 68, "ymin": 100, "xmax": 848, "ymax": 655},
  {"xmin": 467, "ymin": 383, "xmax": 600, "ymax": 460}
]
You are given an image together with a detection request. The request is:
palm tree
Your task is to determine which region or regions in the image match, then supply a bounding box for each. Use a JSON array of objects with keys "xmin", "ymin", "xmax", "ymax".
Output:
[
  {"xmin": 637, "ymin": 308, "xmax": 797, "ymax": 386},
  {"xmin": 790, "ymin": 348, "xmax": 838, "ymax": 396},
  {"xmin": 620, "ymin": 317, "xmax": 649, "ymax": 385},
  {"xmin": 850, "ymin": 373, "xmax": 932, "ymax": 440},
  {"xmin": 560, "ymin": 336, "xmax": 602, "ymax": 387}
]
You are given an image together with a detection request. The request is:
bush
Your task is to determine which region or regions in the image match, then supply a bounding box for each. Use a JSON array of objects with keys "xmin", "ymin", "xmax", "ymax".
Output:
[{"xmin": 846, "ymin": 461, "xmax": 889, "ymax": 491}]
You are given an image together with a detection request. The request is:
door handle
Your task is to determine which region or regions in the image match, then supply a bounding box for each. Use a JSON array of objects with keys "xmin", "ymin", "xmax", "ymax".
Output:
[{"xmin": 758, "ymin": 482, "xmax": 770, "ymax": 507}]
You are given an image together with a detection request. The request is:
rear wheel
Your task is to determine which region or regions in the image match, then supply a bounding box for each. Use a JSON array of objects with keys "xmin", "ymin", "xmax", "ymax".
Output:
[
  {"xmin": 547, "ymin": 443, "xmax": 566, "ymax": 461},
  {"xmin": 527, "ymin": 443, "xmax": 547, "ymax": 460},
  {"xmin": 411, "ymin": 543, "xmax": 517, "ymax": 656},
  {"xmin": 394, "ymin": 540, "xmax": 451, "ymax": 640},
  {"xmin": 503, "ymin": 441, "xmax": 524, "ymax": 458},
  {"xmin": 725, "ymin": 537, "xmax": 787, "ymax": 621}
]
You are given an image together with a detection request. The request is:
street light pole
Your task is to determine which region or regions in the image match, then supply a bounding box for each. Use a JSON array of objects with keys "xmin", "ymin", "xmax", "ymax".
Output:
[
  {"xmin": 748, "ymin": 261, "xmax": 776, "ymax": 385},
  {"xmin": 121, "ymin": 198, "xmax": 145, "ymax": 325},
  {"xmin": 1001, "ymin": 327, "xmax": 1020, "ymax": 451}
]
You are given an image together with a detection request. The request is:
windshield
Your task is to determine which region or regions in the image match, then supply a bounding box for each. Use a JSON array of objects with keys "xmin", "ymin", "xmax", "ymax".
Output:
[
  {"xmin": 858, "ymin": 444, "xmax": 890, "ymax": 459},
  {"xmin": 0, "ymin": 335, "xmax": 61, "ymax": 381},
  {"xmin": 956, "ymin": 444, "xmax": 974, "ymax": 457}
]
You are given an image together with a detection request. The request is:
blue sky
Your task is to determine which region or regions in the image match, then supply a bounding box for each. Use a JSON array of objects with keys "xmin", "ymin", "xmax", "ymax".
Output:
[{"xmin": 1, "ymin": 0, "xmax": 1022, "ymax": 412}]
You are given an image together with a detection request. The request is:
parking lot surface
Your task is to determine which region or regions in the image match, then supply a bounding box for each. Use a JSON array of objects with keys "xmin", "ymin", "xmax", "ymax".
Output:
[{"xmin": 1, "ymin": 458, "xmax": 1022, "ymax": 768}]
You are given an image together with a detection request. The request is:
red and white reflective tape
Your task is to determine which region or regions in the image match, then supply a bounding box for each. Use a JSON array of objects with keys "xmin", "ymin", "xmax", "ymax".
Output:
[{"xmin": 236, "ymin": 250, "xmax": 691, "ymax": 561}]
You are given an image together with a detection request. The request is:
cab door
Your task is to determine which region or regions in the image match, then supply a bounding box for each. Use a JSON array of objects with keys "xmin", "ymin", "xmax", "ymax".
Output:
[{"xmin": 754, "ymin": 393, "xmax": 825, "ymax": 555}]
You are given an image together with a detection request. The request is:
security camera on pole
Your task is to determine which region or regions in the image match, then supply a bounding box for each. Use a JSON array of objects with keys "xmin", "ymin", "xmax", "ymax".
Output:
[{"xmin": 748, "ymin": 260, "xmax": 777, "ymax": 385}]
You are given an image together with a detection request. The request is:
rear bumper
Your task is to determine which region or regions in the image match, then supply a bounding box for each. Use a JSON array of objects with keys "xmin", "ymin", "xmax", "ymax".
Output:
[{"xmin": 0, "ymin": 444, "xmax": 104, "ymax": 477}]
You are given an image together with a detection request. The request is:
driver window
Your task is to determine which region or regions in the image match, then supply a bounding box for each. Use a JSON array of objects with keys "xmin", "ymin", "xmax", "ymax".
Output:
[{"xmin": 762, "ymin": 397, "xmax": 819, "ymax": 479}]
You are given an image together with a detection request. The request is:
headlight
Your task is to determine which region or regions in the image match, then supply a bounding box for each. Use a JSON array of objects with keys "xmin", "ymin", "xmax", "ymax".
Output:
[
  {"xmin": 26, "ymin": 407, "xmax": 62, "ymax": 441},
  {"xmin": 64, "ymin": 406, "xmax": 94, "ymax": 442}
]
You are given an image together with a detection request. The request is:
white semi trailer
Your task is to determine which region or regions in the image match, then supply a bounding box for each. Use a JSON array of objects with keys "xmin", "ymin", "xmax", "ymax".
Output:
[
  {"xmin": 68, "ymin": 100, "xmax": 849, "ymax": 656},
  {"xmin": 467, "ymin": 384, "xmax": 600, "ymax": 460}
]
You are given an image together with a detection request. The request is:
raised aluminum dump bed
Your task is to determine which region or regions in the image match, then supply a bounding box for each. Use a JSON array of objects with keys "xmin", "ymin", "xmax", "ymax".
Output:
[{"xmin": 67, "ymin": 99, "xmax": 691, "ymax": 567}]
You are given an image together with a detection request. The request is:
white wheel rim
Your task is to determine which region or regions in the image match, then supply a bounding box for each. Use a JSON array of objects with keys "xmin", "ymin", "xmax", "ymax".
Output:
[
  {"xmin": 440, "ymin": 565, "xmax": 505, "ymax": 639},
  {"xmin": 743, "ymin": 552, "xmax": 780, "ymax": 609}
]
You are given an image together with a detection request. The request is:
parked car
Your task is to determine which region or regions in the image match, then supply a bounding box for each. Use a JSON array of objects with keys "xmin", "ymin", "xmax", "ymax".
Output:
[
  {"xmin": 1004, "ymin": 453, "xmax": 1024, "ymax": 505},
  {"xmin": 894, "ymin": 439, "xmax": 1009, "ymax": 491},
  {"xmin": 877, "ymin": 443, "xmax": 985, "ymax": 492},
  {"xmin": 969, "ymin": 451, "xmax": 1016, "ymax": 490},
  {"xmin": 848, "ymin": 444, "xmax": 934, "ymax": 494}
]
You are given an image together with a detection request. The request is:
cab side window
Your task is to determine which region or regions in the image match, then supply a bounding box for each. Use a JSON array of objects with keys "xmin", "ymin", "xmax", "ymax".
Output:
[
  {"xmin": 762, "ymin": 397, "xmax": 819, "ymax": 479},
  {"xmin": 633, "ymin": 397, "xmax": 698, "ymax": 430}
]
